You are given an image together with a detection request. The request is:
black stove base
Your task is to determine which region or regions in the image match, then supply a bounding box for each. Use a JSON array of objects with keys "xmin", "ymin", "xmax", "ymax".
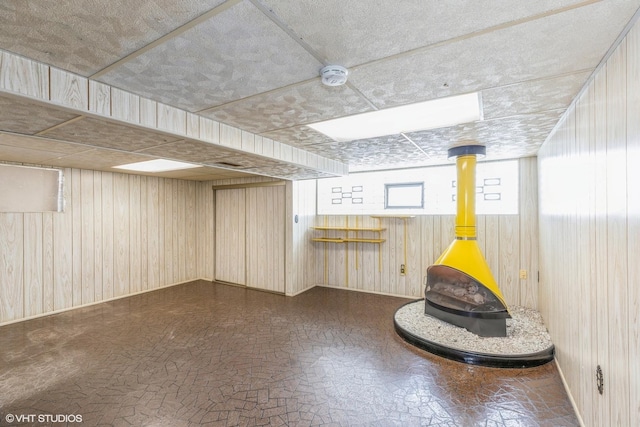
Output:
[{"xmin": 424, "ymin": 301, "xmax": 507, "ymax": 337}]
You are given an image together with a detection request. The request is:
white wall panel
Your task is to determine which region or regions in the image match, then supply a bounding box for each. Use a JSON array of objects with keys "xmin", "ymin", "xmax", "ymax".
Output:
[{"xmin": 538, "ymin": 18, "xmax": 639, "ymax": 426}]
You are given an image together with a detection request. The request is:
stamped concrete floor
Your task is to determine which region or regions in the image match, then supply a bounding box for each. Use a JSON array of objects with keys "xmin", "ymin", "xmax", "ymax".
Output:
[{"xmin": 0, "ymin": 280, "xmax": 578, "ymax": 426}]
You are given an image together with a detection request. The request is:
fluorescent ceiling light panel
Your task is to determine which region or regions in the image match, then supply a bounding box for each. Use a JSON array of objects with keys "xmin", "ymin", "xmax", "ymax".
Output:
[
  {"xmin": 307, "ymin": 92, "xmax": 481, "ymax": 142},
  {"xmin": 113, "ymin": 159, "xmax": 201, "ymax": 172}
]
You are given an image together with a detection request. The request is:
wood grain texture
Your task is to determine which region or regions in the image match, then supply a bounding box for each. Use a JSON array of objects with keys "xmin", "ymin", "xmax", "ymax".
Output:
[
  {"xmin": 627, "ymin": 20, "xmax": 640, "ymax": 427},
  {"xmin": 538, "ymin": 19, "xmax": 639, "ymax": 426},
  {"xmin": 220, "ymin": 123, "xmax": 242, "ymax": 149},
  {"xmin": 0, "ymin": 165, "xmax": 204, "ymax": 326},
  {"xmin": 23, "ymin": 213, "xmax": 43, "ymax": 317},
  {"xmin": 312, "ymin": 162, "xmax": 535, "ymax": 304},
  {"xmin": 245, "ymin": 185, "xmax": 285, "ymax": 293},
  {"xmin": 50, "ymin": 67, "xmax": 88, "ymax": 110},
  {"xmin": 215, "ymin": 188, "xmax": 246, "ymax": 285},
  {"xmin": 0, "ymin": 213, "xmax": 24, "ymax": 322},
  {"xmin": 89, "ymin": 80, "xmax": 110, "ymax": 116},
  {"xmin": 111, "ymin": 87, "xmax": 140, "ymax": 123},
  {"xmin": 0, "ymin": 51, "xmax": 48, "ymax": 99},
  {"xmin": 605, "ymin": 42, "xmax": 629, "ymax": 427},
  {"xmin": 157, "ymin": 103, "xmax": 186, "ymax": 135}
]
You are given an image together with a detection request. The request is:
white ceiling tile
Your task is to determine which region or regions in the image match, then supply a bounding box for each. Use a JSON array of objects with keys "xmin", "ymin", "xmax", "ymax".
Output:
[
  {"xmin": 0, "ymin": 0, "xmax": 228, "ymax": 75},
  {"xmin": 349, "ymin": 1, "xmax": 640, "ymax": 109},
  {"xmin": 98, "ymin": 0, "xmax": 323, "ymax": 111},
  {"xmin": 259, "ymin": 0, "xmax": 589, "ymax": 67}
]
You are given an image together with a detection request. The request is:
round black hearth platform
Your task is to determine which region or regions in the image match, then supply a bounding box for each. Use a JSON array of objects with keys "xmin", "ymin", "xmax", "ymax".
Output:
[{"xmin": 394, "ymin": 300, "xmax": 555, "ymax": 368}]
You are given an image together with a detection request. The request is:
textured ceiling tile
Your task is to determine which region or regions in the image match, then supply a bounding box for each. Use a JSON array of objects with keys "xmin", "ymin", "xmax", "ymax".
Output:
[
  {"xmin": 137, "ymin": 139, "xmax": 245, "ymax": 165},
  {"xmin": 43, "ymin": 148, "xmax": 155, "ymax": 169},
  {"xmin": 0, "ymin": 0, "xmax": 227, "ymax": 75},
  {"xmin": 98, "ymin": 0, "xmax": 322, "ymax": 111},
  {"xmin": 0, "ymin": 95, "xmax": 79, "ymax": 135},
  {"xmin": 0, "ymin": 132, "xmax": 90, "ymax": 156},
  {"xmin": 260, "ymin": 0, "xmax": 587, "ymax": 67},
  {"xmin": 481, "ymin": 71, "xmax": 592, "ymax": 119},
  {"xmin": 261, "ymin": 126, "xmax": 335, "ymax": 149},
  {"xmin": 287, "ymin": 134, "xmax": 429, "ymax": 168},
  {"xmin": 42, "ymin": 117, "xmax": 183, "ymax": 151},
  {"xmin": 200, "ymin": 80, "xmax": 375, "ymax": 133},
  {"xmin": 349, "ymin": 1, "xmax": 640, "ymax": 109},
  {"xmin": 406, "ymin": 110, "xmax": 567, "ymax": 163}
]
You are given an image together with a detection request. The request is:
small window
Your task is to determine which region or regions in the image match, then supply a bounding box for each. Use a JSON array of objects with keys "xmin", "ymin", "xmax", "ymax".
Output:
[{"xmin": 385, "ymin": 182, "xmax": 424, "ymax": 209}]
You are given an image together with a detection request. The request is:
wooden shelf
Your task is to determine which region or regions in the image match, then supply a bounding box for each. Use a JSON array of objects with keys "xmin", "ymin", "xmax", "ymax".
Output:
[
  {"xmin": 311, "ymin": 226, "xmax": 386, "ymax": 232},
  {"xmin": 311, "ymin": 237, "xmax": 386, "ymax": 243}
]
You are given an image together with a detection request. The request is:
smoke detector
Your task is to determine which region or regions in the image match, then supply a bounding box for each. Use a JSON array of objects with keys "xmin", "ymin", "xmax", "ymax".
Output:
[{"xmin": 320, "ymin": 65, "xmax": 348, "ymax": 86}]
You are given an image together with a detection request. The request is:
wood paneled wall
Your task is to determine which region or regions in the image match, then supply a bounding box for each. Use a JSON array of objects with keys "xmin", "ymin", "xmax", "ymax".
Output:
[
  {"xmin": 537, "ymin": 18, "xmax": 639, "ymax": 427},
  {"xmin": 0, "ymin": 167, "xmax": 202, "ymax": 325},
  {"xmin": 288, "ymin": 180, "xmax": 319, "ymax": 296},
  {"xmin": 313, "ymin": 157, "xmax": 539, "ymax": 308}
]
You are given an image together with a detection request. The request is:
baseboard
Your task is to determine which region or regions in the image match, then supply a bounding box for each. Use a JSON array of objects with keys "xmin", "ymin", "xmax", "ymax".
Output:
[
  {"xmin": 316, "ymin": 283, "xmax": 417, "ymax": 300},
  {"xmin": 0, "ymin": 279, "xmax": 202, "ymax": 327},
  {"xmin": 286, "ymin": 285, "xmax": 317, "ymax": 297},
  {"xmin": 555, "ymin": 359, "xmax": 586, "ymax": 427}
]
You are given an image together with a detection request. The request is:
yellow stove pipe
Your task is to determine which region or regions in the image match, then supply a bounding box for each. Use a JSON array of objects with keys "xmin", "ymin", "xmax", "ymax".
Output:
[{"xmin": 433, "ymin": 147, "xmax": 509, "ymax": 310}]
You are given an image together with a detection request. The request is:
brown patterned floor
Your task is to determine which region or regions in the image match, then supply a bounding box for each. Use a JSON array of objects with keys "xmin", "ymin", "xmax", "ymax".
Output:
[{"xmin": 0, "ymin": 280, "xmax": 578, "ymax": 426}]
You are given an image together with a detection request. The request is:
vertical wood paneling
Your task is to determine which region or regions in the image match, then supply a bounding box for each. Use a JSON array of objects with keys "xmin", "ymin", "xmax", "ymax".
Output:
[
  {"xmin": 140, "ymin": 176, "xmax": 148, "ymax": 290},
  {"xmin": 519, "ymin": 158, "xmax": 538, "ymax": 308},
  {"xmin": 50, "ymin": 68, "xmax": 88, "ymax": 110},
  {"xmin": 157, "ymin": 103, "xmax": 186, "ymax": 135},
  {"xmin": 220, "ymin": 124, "xmax": 242, "ymax": 149},
  {"xmin": 80, "ymin": 169, "xmax": 95, "ymax": 304},
  {"xmin": 200, "ymin": 117, "xmax": 220, "ymax": 145},
  {"xmin": 186, "ymin": 113, "xmax": 200, "ymax": 139},
  {"xmin": 215, "ymin": 188, "xmax": 246, "ymax": 285},
  {"xmin": 71, "ymin": 169, "xmax": 82, "ymax": 306},
  {"xmin": 186, "ymin": 181, "xmax": 196, "ymax": 278},
  {"xmin": 0, "ymin": 51, "xmax": 49, "ymax": 99},
  {"xmin": 147, "ymin": 177, "xmax": 160, "ymax": 288},
  {"xmin": 139, "ymin": 98, "xmax": 157, "ymax": 128},
  {"xmin": 313, "ymin": 162, "xmax": 535, "ymax": 302},
  {"xmin": 0, "ymin": 165, "xmax": 206, "ymax": 326},
  {"xmin": 538, "ymin": 19, "xmax": 640, "ymax": 426},
  {"xmin": 89, "ymin": 80, "xmax": 110, "ymax": 116},
  {"xmin": 245, "ymin": 186, "xmax": 285, "ymax": 293},
  {"xmin": 627, "ymin": 21, "xmax": 640, "ymax": 427},
  {"xmin": 157, "ymin": 179, "xmax": 166, "ymax": 287},
  {"xmin": 23, "ymin": 213, "xmax": 43, "ymax": 317},
  {"xmin": 53, "ymin": 168, "xmax": 73, "ymax": 311},
  {"xmin": 111, "ymin": 87, "xmax": 140, "ymax": 123},
  {"xmin": 113, "ymin": 174, "xmax": 130, "ymax": 297},
  {"xmin": 42, "ymin": 213, "xmax": 53, "ymax": 313},
  {"xmin": 175, "ymin": 180, "xmax": 184, "ymax": 282},
  {"xmin": 129, "ymin": 175, "xmax": 141, "ymax": 293},
  {"xmin": 498, "ymin": 216, "xmax": 519, "ymax": 305},
  {"xmin": 593, "ymin": 65, "xmax": 611, "ymax": 427},
  {"xmin": 164, "ymin": 179, "xmax": 174, "ymax": 285},
  {"xmin": 101, "ymin": 173, "xmax": 114, "ymax": 299},
  {"xmin": 93, "ymin": 172, "xmax": 103, "ymax": 301},
  {"xmin": 0, "ymin": 214, "xmax": 24, "ymax": 322},
  {"xmin": 605, "ymin": 43, "xmax": 629, "ymax": 427}
]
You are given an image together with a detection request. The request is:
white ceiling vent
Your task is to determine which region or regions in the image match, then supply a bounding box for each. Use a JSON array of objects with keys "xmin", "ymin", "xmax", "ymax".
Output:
[{"xmin": 320, "ymin": 65, "xmax": 348, "ymax": 86}]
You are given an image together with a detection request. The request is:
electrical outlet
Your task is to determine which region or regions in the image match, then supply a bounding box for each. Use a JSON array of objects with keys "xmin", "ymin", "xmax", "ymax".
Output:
[
  {"xmin": 400, "ymin": 264, "xmax": 406, "ymax": 275},
  {"xmin": 519, "ymin": 269, "xmax": 527, "ymax": 279}
]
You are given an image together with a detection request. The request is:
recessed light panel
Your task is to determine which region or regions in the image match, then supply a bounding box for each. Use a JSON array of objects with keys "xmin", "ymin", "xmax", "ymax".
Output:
[
  {"xmin": 307, "ymin": 92, "xmax": 482, "ymax": 142},
  {"xmin": 113, "ymin": 159, "xmax": 201, "ymax": 173}
]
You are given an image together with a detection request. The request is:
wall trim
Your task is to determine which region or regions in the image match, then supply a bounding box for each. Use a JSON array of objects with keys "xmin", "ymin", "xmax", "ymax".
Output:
[
  {"xmin": 316, "ymin": 283, "xmax": 418, "ymax": 301},
  {"xmin": 0, "ymin": 279, "xmax": 201, "ymax": 327},
  {"xmin": 555, "ymin": 359, "xmax": 586, "ymax": 427}
]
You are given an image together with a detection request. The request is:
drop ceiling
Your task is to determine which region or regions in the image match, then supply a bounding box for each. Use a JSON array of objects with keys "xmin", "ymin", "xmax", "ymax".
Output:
[{"xmin": 0, "ymin": 0, "xmax": 638, "ymax": 180}]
